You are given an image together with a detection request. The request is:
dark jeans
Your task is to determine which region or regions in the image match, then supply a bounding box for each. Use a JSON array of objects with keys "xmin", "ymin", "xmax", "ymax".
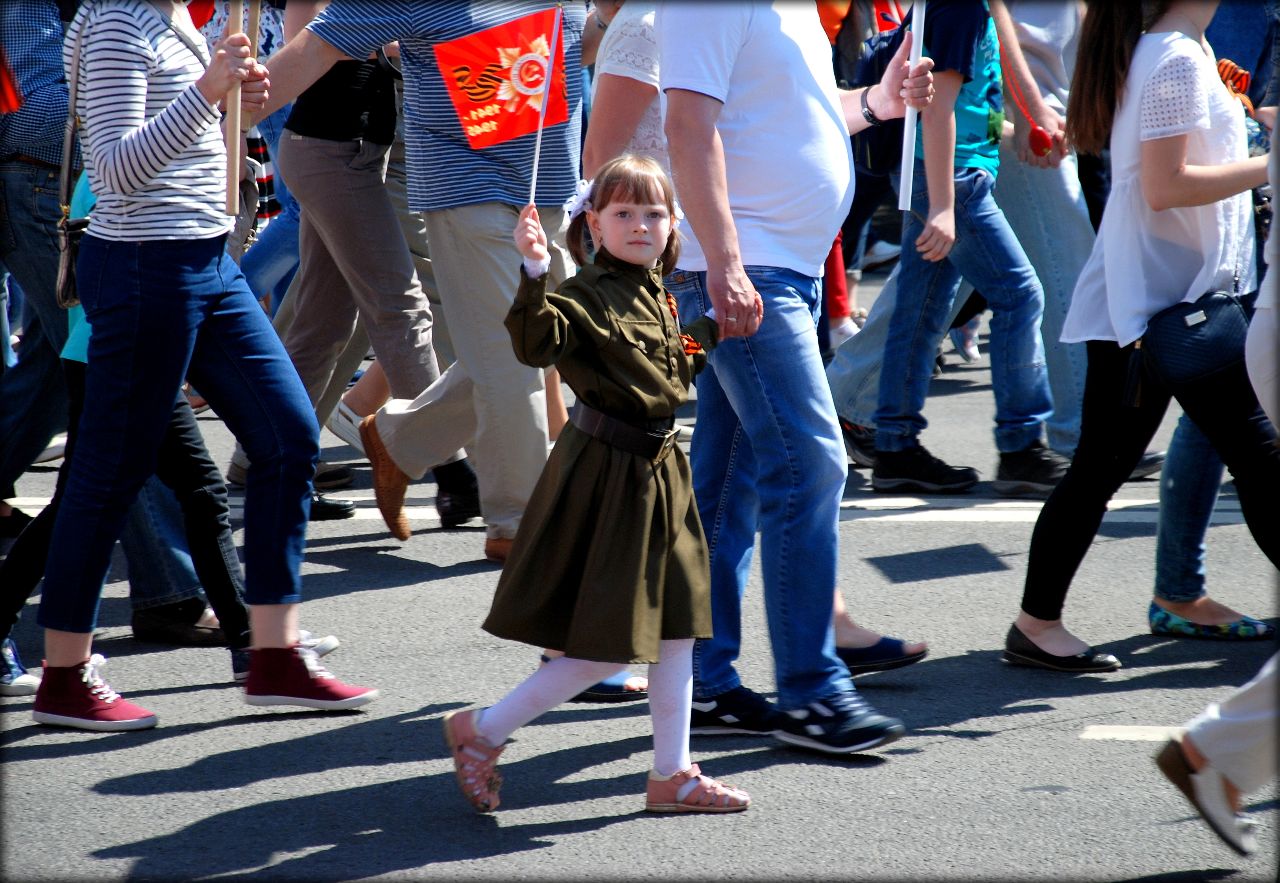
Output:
[
  {"xmin": 1, "ymin": 360, "xmax": 252, "ymax": 648},
  {"xmin": 37, "ymin": 234, "xmax": 318, "ymax": 633},
  {"xmin": 1020, "ymin": 340, "xmax": 1280, "ymax": 620}
]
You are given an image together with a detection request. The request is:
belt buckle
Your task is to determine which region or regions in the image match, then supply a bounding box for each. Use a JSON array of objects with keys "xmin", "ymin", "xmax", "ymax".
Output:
[{"xmin": 651, "ymin": 428, "xmax": 679, "ymax": 464}]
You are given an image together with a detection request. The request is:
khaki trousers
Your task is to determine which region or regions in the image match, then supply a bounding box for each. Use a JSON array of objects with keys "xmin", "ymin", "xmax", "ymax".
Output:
[{"xmin": 377, "ymin": 201, "xmax": 570, "ymax": 539}]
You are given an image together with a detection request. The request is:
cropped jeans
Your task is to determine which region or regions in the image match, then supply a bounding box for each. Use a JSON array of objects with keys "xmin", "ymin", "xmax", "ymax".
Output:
[
  {"xmin": 876, "ymin": 161, "xmax": 1053, "ymax": 453},
  {"xmin": 37, "ymin": 234, "xmax": 317, "ymax": 633},
  {"xmin": 669, "ymin": 266, "xmax": 853, "ymax": 710}
]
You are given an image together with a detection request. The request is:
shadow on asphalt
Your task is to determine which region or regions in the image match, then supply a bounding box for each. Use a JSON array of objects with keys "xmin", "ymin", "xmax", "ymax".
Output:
[
  {"xmin": 852, "ymin": 632, "xmax": 1278, "ymax": 736},
  {"xmin": 79, "ymin": 714, "xmax": 802, "ymax": 880}
]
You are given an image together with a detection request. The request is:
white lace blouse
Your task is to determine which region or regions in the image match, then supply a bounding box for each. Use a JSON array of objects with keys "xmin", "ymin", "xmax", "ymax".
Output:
[
  {"xmin": 1063, "ymin": 32, "xmax": 1255, "ymax": 346},
  {"xmin": 593, "ymin": 1, "xmax": 668, "ymax": 174}
]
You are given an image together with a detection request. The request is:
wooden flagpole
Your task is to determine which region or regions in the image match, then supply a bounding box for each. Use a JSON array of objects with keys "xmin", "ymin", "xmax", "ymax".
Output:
[{"xmin": 224, "ymin": 0, "xmax": 244, "ymax": 215}]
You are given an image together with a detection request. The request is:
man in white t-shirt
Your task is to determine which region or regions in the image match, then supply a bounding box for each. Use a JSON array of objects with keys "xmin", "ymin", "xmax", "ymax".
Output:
[{"xmin": 658, "ymin": 1, "xmax": 933, "ymax": 755}]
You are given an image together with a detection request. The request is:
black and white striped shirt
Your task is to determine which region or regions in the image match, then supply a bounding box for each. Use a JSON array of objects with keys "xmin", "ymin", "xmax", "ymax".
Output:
[{"xmin": 65, "ymin": 0, "xmax": 231, "ymax": 241}]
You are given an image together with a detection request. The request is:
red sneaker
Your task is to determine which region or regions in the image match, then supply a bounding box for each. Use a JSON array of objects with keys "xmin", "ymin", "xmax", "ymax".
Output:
[
  {"xmin": 243, "ymin": 645, "xmax": 378, "ymax": 710},
  {"xmin": 32, "ymin": 654, "xmax": 158, "ymax": 732}
]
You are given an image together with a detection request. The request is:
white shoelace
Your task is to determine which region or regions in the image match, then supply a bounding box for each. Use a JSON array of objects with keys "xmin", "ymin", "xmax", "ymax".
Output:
[
  {"xmin": 296, "ymin": 646, "xmax": 334, "ymax": 680},
  {"xmin": 81, "ymin": 654, "xmax": 121, "ymax": 704}
]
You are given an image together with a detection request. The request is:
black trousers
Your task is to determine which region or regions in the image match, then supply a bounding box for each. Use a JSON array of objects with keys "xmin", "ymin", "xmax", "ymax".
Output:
[
  {"xmin": 1020, "ymin": 340, "xmax": 1279, "ymax": 621},
  {"xmin": 0, "ymin": 360, "xmax": 251, "ymax": 647}
]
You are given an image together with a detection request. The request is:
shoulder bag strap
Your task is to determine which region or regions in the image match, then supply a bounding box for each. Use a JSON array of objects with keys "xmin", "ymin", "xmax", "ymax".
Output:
[{"xmin": 59, "ymin": 15, "xmax": 85, "ymax": 222}]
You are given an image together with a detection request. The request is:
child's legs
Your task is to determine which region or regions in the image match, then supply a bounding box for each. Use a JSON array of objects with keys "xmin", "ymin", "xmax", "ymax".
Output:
[
  {"xmin": 943, "ymin": 168, "xmax": 1053, "ymax": 453},
  {"xmin": 649, "ymin": 639, "xmax": 694, "ymax": 776},
  {"xmin": 477, "ymin": 655, "xmax": 627, "ymax": 745}
]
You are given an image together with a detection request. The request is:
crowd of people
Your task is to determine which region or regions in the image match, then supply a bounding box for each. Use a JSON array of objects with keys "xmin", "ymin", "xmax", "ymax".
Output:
[{"xmin": 0, "ymin": 0, "xmax": 1275, "ymax": 838}]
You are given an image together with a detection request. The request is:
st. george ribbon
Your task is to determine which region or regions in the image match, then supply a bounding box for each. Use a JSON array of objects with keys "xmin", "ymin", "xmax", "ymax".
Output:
[
  {"xmin": 527, "ymin": 4, "xmax": 564, "ymax": 206},
  {"xmin": 897, "ymin": 0, "xmax": 927, "ymax": 212}
]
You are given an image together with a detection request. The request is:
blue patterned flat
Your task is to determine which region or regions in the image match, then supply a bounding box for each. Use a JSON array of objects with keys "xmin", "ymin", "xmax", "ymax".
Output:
[{"xmin": 1148, "ymin": 601, "xmax": 1276, "ymax": 641}]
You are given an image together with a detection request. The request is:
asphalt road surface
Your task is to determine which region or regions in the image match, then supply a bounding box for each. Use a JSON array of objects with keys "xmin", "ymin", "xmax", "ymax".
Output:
[{"xmin": 3, "ymin": 267, "xmax": 1276, "ymax": 881}]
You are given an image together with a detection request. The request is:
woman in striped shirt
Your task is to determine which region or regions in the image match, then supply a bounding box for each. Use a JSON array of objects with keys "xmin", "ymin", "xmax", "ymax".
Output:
[{"xmin": 31, "ymin": 0, "xmax": 377, "ymax": 732}]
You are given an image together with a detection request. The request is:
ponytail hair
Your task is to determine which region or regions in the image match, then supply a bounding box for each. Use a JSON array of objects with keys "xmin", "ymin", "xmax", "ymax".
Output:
[
  {"xmin": 566, "ymin": 154, "xmax": 682, "ymax": 270},
  {"xmin": 1066, "ymin": 0, "xmax": 1174, "ymax": 156}
]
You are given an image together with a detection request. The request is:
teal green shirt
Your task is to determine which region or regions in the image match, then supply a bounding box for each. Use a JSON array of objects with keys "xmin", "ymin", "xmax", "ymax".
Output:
[
  {"xmin": 60, "ymin": 173, "xmax": 96, "ymax": 364},
  {"xmin": 914, "ymin": 0, "xmax": 1002, "ymax": 174}
]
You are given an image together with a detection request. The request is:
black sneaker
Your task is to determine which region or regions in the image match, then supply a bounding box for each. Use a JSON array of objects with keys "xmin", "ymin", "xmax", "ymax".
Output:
[
  {"xmin": 310, "ymin": 493, "xmax": 356, "ymax": 521},
  {"xmin": 871, "ymin": 445, "xmax": 978, "ymax": 493},
  {"xmin": 690, "ymin": 685, "xmax": 783, "ymax": 735},
  {"xmin": 838, "ymin": 418, "xmax": 877, "ymax": 468},
  {"xmin": 993, "ymin": 440, "xmax": 1069, "ymax": 498},
  {"xmin": 1128, "ymin": 449, "xmax": 1166, "ymax": 481},
  {"xmin": 773, "ymin": 690, "xmax": 905, "ymax": 754}
]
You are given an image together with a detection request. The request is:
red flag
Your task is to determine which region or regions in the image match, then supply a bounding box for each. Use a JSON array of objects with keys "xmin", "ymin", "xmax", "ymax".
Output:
[
  {"xmin": 432, "ymin": 9, "xmax": 568, "ymax": 150},
  {"xmin": 188, "ymin": 0, "xmax": 216, "ymax": 30},
  {"xmin": 0, "ymin": 48, "xmax": 22, "ymax": 114}
]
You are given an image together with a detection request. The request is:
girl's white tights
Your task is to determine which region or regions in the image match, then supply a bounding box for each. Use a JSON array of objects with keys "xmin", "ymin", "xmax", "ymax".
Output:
[{"xmin": 475, "ymin": 639, "xmax": 695, "ymax": 777}]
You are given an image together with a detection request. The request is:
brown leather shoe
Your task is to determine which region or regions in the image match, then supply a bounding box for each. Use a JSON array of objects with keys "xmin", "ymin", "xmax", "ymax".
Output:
[
  {"xmin": 484, "ymin": 537, "xmax": 513, "ymax": 564},
  {"xmin": 359, "ymin": 414, "xmax": 411, "ymax": 541}
]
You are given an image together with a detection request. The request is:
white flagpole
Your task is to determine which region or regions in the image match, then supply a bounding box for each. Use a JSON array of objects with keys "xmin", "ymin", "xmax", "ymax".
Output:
[
  {"xmin": 528, "ymin": 5, "xmax": 563, "ymax": 206},
  {"xmin": 897, "ymin": 0, "xmax": 927, "ymax": 211}
]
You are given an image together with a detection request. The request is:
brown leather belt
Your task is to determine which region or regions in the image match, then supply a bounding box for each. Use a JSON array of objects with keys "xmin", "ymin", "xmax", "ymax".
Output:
[
  {"xmin": 569, "ymin": 401, "xmax": 679, "ymax": 463},
  {"xmin": 2, "ymin": 153, "xmax": 60, "ymax": 170}
]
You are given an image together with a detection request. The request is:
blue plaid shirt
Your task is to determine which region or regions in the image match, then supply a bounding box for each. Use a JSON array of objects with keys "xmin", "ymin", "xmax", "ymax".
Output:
[{"xmin": 0, "ymin": 0, "xmax": 74, "ymax": 167}]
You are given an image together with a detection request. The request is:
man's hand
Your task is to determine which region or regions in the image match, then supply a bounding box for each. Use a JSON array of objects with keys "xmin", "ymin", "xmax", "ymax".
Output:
[
  {"xmin": 514, "ymin": 205, "xmax": 550, "ymax": 263},
  {"xmin": 915, "ymin": 206, "xmax": 955, "ymax": 262},
  {"xmin": 239, "ymin": 68, "xmax": 270, "ymax": 117},
  {"xmin": 869, "ymin": 31, "xmax": 935, "ymax": 120},
  {"xmin": 706, "ymin": 261, "xmax": 763, "ymax": 339}
]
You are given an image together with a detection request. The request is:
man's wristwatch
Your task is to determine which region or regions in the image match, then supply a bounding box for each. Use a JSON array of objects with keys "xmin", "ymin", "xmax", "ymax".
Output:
[{"xmin": 860, "ymin": 86, "xmax": 884, "ymax": 127}]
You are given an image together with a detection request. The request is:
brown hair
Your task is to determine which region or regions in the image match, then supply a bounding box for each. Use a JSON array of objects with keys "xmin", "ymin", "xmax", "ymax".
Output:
[
  {"xmin": 1066, "ymin": 0, "xmax": 1175, "ymax": 156},
  {"xmin": 566, "ymin": 154, "xmax": 681, "ymax": 270}
]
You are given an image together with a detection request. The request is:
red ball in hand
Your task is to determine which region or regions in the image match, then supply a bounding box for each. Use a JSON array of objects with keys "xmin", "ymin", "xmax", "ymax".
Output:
[{"xmin": 1029, "ymin": 125, "xmax": 1054, "ymax": 157}]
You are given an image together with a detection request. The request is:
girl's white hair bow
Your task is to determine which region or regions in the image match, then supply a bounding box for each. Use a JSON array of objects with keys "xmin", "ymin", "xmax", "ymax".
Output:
[{"xmin": 564, "ymin": 178, "xmax": 593, "ymax": 220}]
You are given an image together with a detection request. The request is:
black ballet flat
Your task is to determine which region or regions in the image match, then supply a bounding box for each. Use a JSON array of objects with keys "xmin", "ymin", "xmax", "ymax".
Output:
[{"xmin": 1001, "ymin": 624, "xmax": 1121, "ymax": 673}]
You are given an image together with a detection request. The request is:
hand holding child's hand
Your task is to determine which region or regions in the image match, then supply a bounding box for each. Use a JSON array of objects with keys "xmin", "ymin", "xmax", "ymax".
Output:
[{"xmin": 514, "ymin": 205, "xmax": 550, "ymax": 263}]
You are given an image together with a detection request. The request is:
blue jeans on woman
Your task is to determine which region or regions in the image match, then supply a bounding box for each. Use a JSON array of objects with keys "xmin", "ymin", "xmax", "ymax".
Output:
[
  {"xmin": 876, "ymin": 161, "xmax": 1053, "ymax": 454},
  {"xmin": 1155, "ymin": 413, "xmax": 1224, "ymax": 603},
  {"xmin": 669, "ymin": 266, "xmax": 853, "ymax": 710},
  {"xmin": 37, "ymin": 234, "xmax": 318, "ymax": 633},
  {"xmin": 241, "ymin": 104, "xmax": 300, "ymax": 316}
]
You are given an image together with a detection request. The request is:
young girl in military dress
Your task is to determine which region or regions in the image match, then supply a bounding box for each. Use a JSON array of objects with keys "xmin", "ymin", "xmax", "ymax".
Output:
[{"xmin": 443, "ymin": 155, "xmax": 750, "ymax": 815}]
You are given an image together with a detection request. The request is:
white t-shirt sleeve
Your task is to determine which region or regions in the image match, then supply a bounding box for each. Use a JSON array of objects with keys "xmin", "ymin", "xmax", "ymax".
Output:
[
  {"xmin": 1139, "ymin": 50, "xmax": 1211, "ymax": 141},
  {"xmin": 656, "ymin": 3, "xmax": 750, "ymax": 102}
]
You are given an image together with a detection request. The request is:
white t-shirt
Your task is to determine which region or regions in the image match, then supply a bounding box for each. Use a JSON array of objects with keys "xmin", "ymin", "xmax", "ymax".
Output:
[
  {"xmin": 1063, "ymin": 32, "xmax": 1255, "ymax": 346},
  {"xmin": 594, "ymin": 2, "xmax": 667, "ymax": 175},
  {"xmin": 656, "ymin": 1, "xmax": 853, "ymax": 278}
]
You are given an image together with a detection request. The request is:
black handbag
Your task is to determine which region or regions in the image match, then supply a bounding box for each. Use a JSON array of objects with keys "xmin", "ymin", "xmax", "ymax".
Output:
[
  {"xmin": 1140, "ymin": 288, "xmax": 1254, "ymax": 394},
  {"xmin": 55, "ymin": 17, "xmax": 87, "ymax": 309}
]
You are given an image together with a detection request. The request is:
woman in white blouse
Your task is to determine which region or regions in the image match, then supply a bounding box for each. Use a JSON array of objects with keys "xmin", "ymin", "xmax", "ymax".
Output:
[{"xmin": 1004, "ymin": 0, "xmax": 1278, "ymax": 674}]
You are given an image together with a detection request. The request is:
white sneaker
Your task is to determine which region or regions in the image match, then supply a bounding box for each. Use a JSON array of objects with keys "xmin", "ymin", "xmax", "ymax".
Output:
[
  {"xmin": 828, "ymin": 315, "xmax": 859, "ymax": 351},
  {"xmin": 326, "ymin": 400, "xmax": 366, "ymax": 456},
  {"xmin": 859, "ymin": 239, "xmax": 901, "ymax": 271},
  {"xmin": 32, "ymin": 433, "xmax": 67, "ymax": 465}
]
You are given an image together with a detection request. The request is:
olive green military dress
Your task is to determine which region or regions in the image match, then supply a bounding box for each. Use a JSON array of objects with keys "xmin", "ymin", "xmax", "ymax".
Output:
[{"xmin": 482, "ymin": 249, "xmax": 719, "ymax": 664}]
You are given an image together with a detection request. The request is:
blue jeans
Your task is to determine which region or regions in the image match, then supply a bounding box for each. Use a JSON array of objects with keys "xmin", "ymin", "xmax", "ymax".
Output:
[
  {"xmin": 37, "ymin": 234, "xmax": 318, "ymax": 633},
  {"xmin": 991, "ymin": 144, "xmax": 1091, "ymax": 456},
  {"xmin": 669, "ymin": 267, "xmax": 852, "ymax": 710},
  {"xmin": 0, "ymin": 161, "xmax": 70, "ymax": 498},
  {"xmin": 1154, "ymin": 413, "xmax": 1223, "ymax": 603},
  {"xmin": 121, "ymin": 478, "xmax": 204, "ymax": 609},
  {"xmin": 1, "ymin": 265, "xmax": 14, "ymax": 371},
  {"xmin": 876, "ymin": 162, "xmax": 1053, "ymax": 453},
  {"xmin": 241, "ymin": 103, "xmax": 300, "ymax": 317}
]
